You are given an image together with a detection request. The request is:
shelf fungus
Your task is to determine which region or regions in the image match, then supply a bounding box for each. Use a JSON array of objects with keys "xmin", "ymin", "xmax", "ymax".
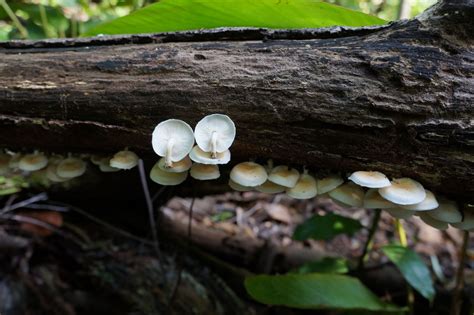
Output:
[
  {"xmin": 56, "ymin": 157, "xmax": 86, "ymax": 179},
  {"xmin": 316, "ymin": 175, "xmax": 344, "ymax": 195},
  {"xmin": 152, "ymin": 119, "xmax": 194, "ymax": 168},
  {"xmin": 268, "ymin": 166, "xmax": 299, "ymax": 188}
]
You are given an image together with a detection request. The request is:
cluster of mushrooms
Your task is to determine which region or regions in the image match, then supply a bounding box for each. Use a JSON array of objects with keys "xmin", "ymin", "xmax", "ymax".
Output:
[
  {"xmin": 150, "ymin": 114, "xmax": 473, "ymax": 232},
  {"xmin": 149, "ymin": 114, "xmax": 235, "ymax": 184},
  {"xmin": 0, "ymin": 149, "xmax": 140, "ymax": 187}
]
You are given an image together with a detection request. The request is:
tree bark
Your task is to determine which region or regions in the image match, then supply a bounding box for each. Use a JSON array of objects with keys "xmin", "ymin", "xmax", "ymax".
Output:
[{"xmin": 0, "ymin": 0, "xmax": 472, "ymax": 201}]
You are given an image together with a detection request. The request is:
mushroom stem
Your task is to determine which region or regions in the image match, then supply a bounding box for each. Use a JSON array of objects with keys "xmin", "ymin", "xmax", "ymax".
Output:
[
  {"xmin": 357, "ymin": 208, "xmax": 381, "ymax": 270},
  {"xmin": 165, "ymin": 140, "xmax": 175, "ymax": 168},
  {"xmin": 451, "ymin": 230, "xmax": 469, "ymax": 315},
  {"xmin": 210, "ymin": 131, "xmax": 218, "ymax": 158}
]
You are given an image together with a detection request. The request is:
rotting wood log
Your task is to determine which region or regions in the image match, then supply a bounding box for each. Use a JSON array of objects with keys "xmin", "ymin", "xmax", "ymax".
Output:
[{"xmin": 0, "ymin": 0, "xmax": 472, "ymax": 201}]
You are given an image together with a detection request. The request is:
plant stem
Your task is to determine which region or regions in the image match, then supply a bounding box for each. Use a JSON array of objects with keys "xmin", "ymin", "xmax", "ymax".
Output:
[
  {"xmin": 395, "ymin": 218, "xmax": 414, "ymax": 314},
  {"xmin": 451, "ymin": 230, "xmax": 469, "ymax": 315},
  {"xmin": 0, "ymin": 0, "xmax": 28, "ymax": 39},
  {"xmin": 357, "ymin": 209, "xmax": 381, "ymax": 270},
  {"xmin": 39, "ymin": 4, "xmax": 54, "ymax": 38}
]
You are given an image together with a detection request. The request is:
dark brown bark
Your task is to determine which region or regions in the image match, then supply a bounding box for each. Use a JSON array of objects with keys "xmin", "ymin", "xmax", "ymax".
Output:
[{"xmin": 0, "ymin": 0, "xmax": 473, "ymax": 201}]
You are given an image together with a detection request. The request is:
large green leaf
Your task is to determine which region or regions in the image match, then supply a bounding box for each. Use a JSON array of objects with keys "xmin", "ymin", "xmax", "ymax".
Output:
[
  {"xmin": 382, "ymin": 245, "xmax": 435, "ymax": 302},
  {"xmin": 245, "ymin": 273, "xmax": 403, "ymax": 312},
  {"xmin": 293, "ymin": 212, "xmax": 363, "ymax": 241},
  {"xmin": 86, "ymin": 0, "xmax": 386, "ymax": 36},
  {"xmin": 293, "ymin": 257, "xmax": 349, "ymax": 274}
]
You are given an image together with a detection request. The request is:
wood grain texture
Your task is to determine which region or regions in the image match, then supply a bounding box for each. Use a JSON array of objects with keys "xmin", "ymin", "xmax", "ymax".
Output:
[{"xmin": 0, "ymin": 0, "xmax": 473, "ymax": 201}]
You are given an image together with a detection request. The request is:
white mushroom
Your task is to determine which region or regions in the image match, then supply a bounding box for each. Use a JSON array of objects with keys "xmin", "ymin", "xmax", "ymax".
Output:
[
  {"xmin": 419, "ymin": 213, "xmax": 449, "ymax": 230},
  {"xmin": 268, "ymin": 165, "xmax": 299, "ymax": 188},
  {"xmin": 158, "ymin": 156, "xmax": 192, "ymax": 173},
  {"xmin": 400, "ymin": 190, "xmax": 439, "ymax": 211},
  {"xmin": 425, "ymin": 199, "xmax": 462, "ymax": 223},
  {"xmin": 99, "ymin": 160, "xmax": 121, "ymax": 173},
  {"xmin": 190, "ymin": 164, "xmax": 220, "ymax": 180},
  {"xmin": 188, "ymin": 145, "xmax": 231, "ymax": 165},
  {"xmin": 316, "ymin": 175, "xmax": 344, "ymax": 194},
  {"xmin": 228, "ymin": 179, "xmax": 252, "ymax": 192},
  {"xmin": 363, "ymin": 189, "xmax": 395, "ymax": 209},
  {"xmin": 328, "ymin": 182, "xmax": 364, "ymax": 207},
  {"xmin": 286, "ymin": 170, "xmax": 317, "ymax": 199},
  {"xmin": 255, "ymin": 180, "xmax": 286, "ymax": 194},
  {"xmin": 56, "ymin": 157, "xmax": 86, "ymax": 178},
  {"xmin": 109, "ymin": 150, "xmax": 139, "ymax": 170},
  {"xmin": 451, "ymin": 210, "xmax": 474, "ymax": 230},
  {"xmin": 149, "ymin": 161, "xmax": 187, "ymax": 186},
  {"xmin": 378, "ymin": 178, "xmax": 426, "ymax": 205},
  {"xmin": 152, "ymin": 119, "xmax": 194, "ymax": 167},
  {"xmin": 348, "ymin": 171, "xmax": 390, "ymax": 188},
  {"xmin": 18, "ymin": 152, "xmax": 48, "ymax": 171},
  {"xmin": 90, "ymin": 155, "xmax": 104, "ymax": 166},
  {"xmin": 194, "ymin": 114, "xmax": 236, "ymax": 158},
  {"xmin": 385, "ymin": 207, "xmax": 415, "ymax": 219},
  {"xmin": 46, "ymin": 160, "xmax": 69, "ymax": 183},
  {"xmin": 230, "ymin": 162, "xmax": 267, "ymax": 187}
]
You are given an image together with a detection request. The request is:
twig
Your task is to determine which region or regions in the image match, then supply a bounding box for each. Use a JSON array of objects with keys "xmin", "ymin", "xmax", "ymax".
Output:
[
  {"xmin": 357, "ymin": 209, "xmax": 381, "ymax": 270},
  {"xmin": 451, "ymin": 230, "xmax": 469, "ymax": 315},
  {"xmin": 1, "ymin": 193, "xmax": 48, "ymax": 214},
  {"xmin": 0, "ymin": 0, "xmax": 28, "ymax": 38},
  {"xmin": 23, "ymin": 204, "xmax": 69, "ymax": 212}
]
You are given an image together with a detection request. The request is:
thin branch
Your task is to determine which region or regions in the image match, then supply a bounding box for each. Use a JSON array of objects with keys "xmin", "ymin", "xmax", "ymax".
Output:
[{"xmin": 1, "ymin": 193, "xmax": 48, "ymax": 214}]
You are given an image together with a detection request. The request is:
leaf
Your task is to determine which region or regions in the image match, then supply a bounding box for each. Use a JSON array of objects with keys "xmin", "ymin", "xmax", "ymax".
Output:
[
  {"xmin": 293, "ymin": 212, "xmax": 363, "ymax": 241},
  {"xmin": 210, "ymin": 211, "xmax": 234, "ymax": 222},
  {"xmin": 293, "ymin": 257, "xmax": 349, "ymax": 274},
  {"xmin": 85, "ymin": 0, "xmax": 386, "ymax": 36},
  {"xmin": 382, "ymin": 245, "xmax": 435, "ymax": 302},
  {"xmin": 245, "ymin": 273, "xmax": 403, "ymax": 312}
]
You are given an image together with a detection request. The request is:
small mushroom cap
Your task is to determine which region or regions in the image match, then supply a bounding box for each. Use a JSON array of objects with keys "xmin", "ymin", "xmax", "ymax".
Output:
[
  {"xmin": 400, "ymin": 190, "xmax": 439, "ymax": 211},
  {"xmin": 18, "ymin": 153, "xmax": 48, "ymax": 171},
  {"xmin": 328, "ymin": 182, "xmax": 364, "ymax": 207},
  {"xmin": 158, "ymin": 156, "xmax": 192, "ymax": 173},
  {"xmin": 110, "ymin": 150, "xmax": 139, "ymax": 170},
  {"xmin": 150, "ymin": 162, "xmax": 187, "ymax": 186},
  {"xmin": 152, "ymin": 119, "xmax": 194, "ymax": 163},
  {"xmin": 90, "ymin": 155, "xmax": 104, "ymax": 166},
  {"xmin": 228, "ymin": 179, "xmax": 252, "ymax": 192},
  {"xmin": 316, "ymin": 175, "xmax": 344, "ymax": 194},
  {"xmin": 188, "ymin": 145, "xmax": 231, "ymax": 165},
  {"xmin": 56, "ymin": 157, "xmax": 86, "ymax": 178},
  {"xmin": 194, "ymin": 114, "xmax": 236, "ymax": 153},
  {"xmin": 268, "ymin": 166, "xmax": 300, "ymax": 188},
  {"xmin": 0, "ymin": 154, "xmax": 10, "ymax": 175},
  {"xmin": 363, "ymin": 189, "xmax": 396, "ymax": 209},
  {"xmin": 419, "ymin": 213, "xmax": 449, "ymax": 230},
  {"xmin": 286, "ymin": 173, "xmax": 317, "ymax": 199},
  {"xmin": 426, "ymin": 199, "xmax": 462, "ymax": 223},
  {"xmin": 99, "ymin": 159, "xmax": 121, "ymax": 172},
  {"xmin": 46, "ymin": 162, "xmax": 69, "ymax": 183},
  {"xmin": 8, "ymin": 153, "xmax": 22, "ymax": 169},
  {"xmin": 378, "ymin": 178, "xmax": 426, "ymax": 205},
  {"xmin": 255, "ymin": 180, "xmax": 286, "ymax": 194},
  {"xmin": 384, "ymin": 207, "xmax": 415, "ymax": 219},
  {"xmin": 190, "ymin": 164, "xmax": 220, "ymax": 180},
  {"xmin": 451, "ymin": 210, "xmax": 474, "ymax": 230},
  {"xmin": 348, "ymin": 171, "xmax": 390, "ymax": 188},
  {"xmin": 230, "ymin": 162, "xmax": 267, "ymax": 187}
]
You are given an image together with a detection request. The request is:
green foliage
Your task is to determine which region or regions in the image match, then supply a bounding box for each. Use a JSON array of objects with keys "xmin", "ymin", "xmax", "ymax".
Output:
[
  {"xmin": 293, "ymin": 257, "xmax": 349, "ymax": 274},
  {"xmin": 245, "ymin": 273, "xmax": 403, "ymax": 312},
  {"xmin": 210, "ymin": 210, "xmax": 234, "ymax": 222},
  {"xmin": 86, "ymin": 0, "xmax": 386, "ymax": 36},
  {"xmin": 382, "ymin": 244, "xmax": 435, "ymax": 302},
  {"xmin": 293, "ymin": 212, "xmax": 363, "ymax": 241}
]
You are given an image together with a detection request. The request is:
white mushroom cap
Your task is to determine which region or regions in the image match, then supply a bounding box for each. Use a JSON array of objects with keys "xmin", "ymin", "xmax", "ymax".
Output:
[
  {"xmin": 328, "ymin": 182, "xmax": 364, "ymax": 207},
  {"xmin": 149, "ymin": 162, "xmax": 187, "ymax": 186},
  {"xmin": 190, "ymin": 164, "xmax": 220, "ymax": 180},
  {"xmin": 348, "ymin": 171, "xmax": 390, "ymax": 188},
  {"xmin": 384, "ymin": 207, "xmax": 415, "ymax": 219},
  {"xmin": 378, "ymin": 178, "xmax": 426, "ymax": 205},
  {"xmin": 158, "ymin": 156, "xmax": 192, "ymax": 173},
  {"xmin": 56, "ymin": 157, "xmax": 86, "ymax": 178},
  {"xmin": 268, "ymin": 166, "xmax": 299, "ymax": 188},
  {"xmin": 316, "ymin": 175, "xmax": 344, "ymax": 194},
  {"xmin": 286, "ymin": 171, "xmax": 317, "ymax": 199},
  {"xmin": 426, "ymin": 199, "xmax": 462, "ymax": 223},
  {"xmin": 228, "ymin": 179, "xmax": 252, "ymax": 192},
  {"xmin": 90, "ymin": 155, "xmax": 104, "ymax": 166},
  {"xmin": 419, "ymin": 213, "xmax": 449, "ymax": 230},
  {"xmin": 451, "ymin": 210, "xmax": 474, "ymax": 230},
  {"xmin": 194, "ymin": 114, "xmax": 236, "ymax": 157},
  {"xmin": 152, "ymin": 119, "xmax": 194, "ymax": 167},
  {"xmin": 400, "ymin": 190, "xmax": 439, "ymax": 211},
  {"xmin": 230, "ymin": 162, "xmax": 267, "ymax": 187},
  {"xmin": 18, "ymin": 152, "xmax": 48, "ymax": 171},
  {"xmin": 0, "ymin": 153, "xmax": 10, "ymax": 175},
  {"xmin": 110, "ymin": 150, "xmax": 139, "ymax": 170},
  {"xmin": 255, "ymin": 180, "xmax": 286, "ymax": 194},
  {"xmin": 46, "ymin": 162, "xmax": 69, "ymax": 183},
  {"xmin": 363, "ymin": 189, "xmax": 396, "ymax": 209},
  {"xmin": 99, "ymin": 160, "xmax": 121, "ymax": 172},
  {"xmin": 188, "ymin": 145, "xmax": 231, "ymax": 165}
]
